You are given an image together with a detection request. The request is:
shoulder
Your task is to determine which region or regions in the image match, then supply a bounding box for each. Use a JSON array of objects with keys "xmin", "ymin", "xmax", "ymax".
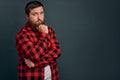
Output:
[
  {"xmin": 16, "ymin": 22, "xmax": 33, "ymax": 35},
  {"xmin": 48, "ymin": 26, "xmax": 55, "ymax": 34},
  {"xmin": 16, "ymin": 26, "xmax": 28, "ymax": 38}
]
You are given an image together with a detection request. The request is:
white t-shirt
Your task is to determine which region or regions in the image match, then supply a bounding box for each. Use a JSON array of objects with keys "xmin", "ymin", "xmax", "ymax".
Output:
[{"xmin": 44, "ymin": 65, "xmax": 51, "ymax": 80}]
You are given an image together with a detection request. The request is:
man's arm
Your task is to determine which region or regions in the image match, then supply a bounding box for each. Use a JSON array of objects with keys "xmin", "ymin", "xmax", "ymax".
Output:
[
  {"xmin": 42, "ymin": 27, "xmax": 61, "ymax": 59},
  {"xmin": 16, "ymin": 31, "xmax": 55, "ymax": 67},
  {"xmin": 16, "ymin": 25, "xmax": 59, "ymax": 67},
  {"xmin": 34, "ymin": 27, "xmax": 61, "ymax": 67}
]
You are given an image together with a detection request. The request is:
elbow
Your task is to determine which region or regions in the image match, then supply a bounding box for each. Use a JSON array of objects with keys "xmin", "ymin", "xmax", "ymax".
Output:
[{"xmin": 53, "ymin": 49, "xmax": 61, "ymax": 59}]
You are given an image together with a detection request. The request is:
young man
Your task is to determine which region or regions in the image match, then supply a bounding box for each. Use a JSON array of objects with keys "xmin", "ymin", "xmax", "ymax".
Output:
[{"xmin": 16, "ymin": 1, "xmax": 61, "ymax": 80}]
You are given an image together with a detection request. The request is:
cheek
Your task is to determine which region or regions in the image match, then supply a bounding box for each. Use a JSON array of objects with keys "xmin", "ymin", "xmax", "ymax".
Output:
[
  {"xmin": 41, "ymin": 15, "xmax": 44, "ymax": 20},
  {"xmin": 30, "ymin": 16, "xmax": 37, "ymax": 22}
]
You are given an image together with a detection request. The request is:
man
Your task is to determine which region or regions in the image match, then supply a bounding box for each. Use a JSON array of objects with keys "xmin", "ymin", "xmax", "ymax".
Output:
[{"xmin": 16, "ymin": 1, "xmax": 61, "ymax": 80}]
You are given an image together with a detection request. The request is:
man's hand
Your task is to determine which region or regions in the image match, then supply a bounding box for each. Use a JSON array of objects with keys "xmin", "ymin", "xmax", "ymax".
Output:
[
  {"xmin": 36, "ymin": 24, "xmax": 48, "ymax": 33},
  {"xmin": 24, "ymin": 58, "xmax": 35, "ymax": 68}
]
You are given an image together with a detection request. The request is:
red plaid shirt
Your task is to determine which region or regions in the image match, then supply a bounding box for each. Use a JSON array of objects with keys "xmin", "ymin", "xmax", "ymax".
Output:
[{"xmin": 16, "ymin": 22, "xmax": 61, "ymax": 80}]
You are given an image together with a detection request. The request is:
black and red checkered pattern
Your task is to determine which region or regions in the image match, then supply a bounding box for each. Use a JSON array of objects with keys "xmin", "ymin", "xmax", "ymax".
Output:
[{"xmin": 16, "ymin": 22, "xmax": 61, "ymax": 80}]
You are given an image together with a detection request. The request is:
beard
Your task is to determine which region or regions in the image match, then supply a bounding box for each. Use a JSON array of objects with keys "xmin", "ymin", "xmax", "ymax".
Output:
[
  {"xmin": 35, "ymin": 20, "xmax": 45, "ymax": 27},
  {"xmin": 29, "ymin": 19, "xmax": 45, "ymax": 28}
]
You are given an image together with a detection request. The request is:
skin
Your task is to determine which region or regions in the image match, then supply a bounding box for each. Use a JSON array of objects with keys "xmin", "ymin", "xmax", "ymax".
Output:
[
  {"xmin": 27, "ymin": 6, "xmax": 48, "ymax": 33},
  {"xmin": 24, "ymin": 6, "xmax": 48, "ymax": 68}
]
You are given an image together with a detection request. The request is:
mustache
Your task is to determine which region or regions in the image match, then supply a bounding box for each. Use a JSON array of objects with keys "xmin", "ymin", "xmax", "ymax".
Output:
[
  {"xmin": 36, "ymin": 20, "xmax": 42, "ymax": 22},
  {"xmin": 36, "ymin": 19, "xmax": 44, "ymax": 22},
  {"xmin": 36, "ymin": 20, "xmax": 44, "ymax": 24},
  {"xmin": 36, "ymin": 20, "xmax": 45, "ymax": 25}
]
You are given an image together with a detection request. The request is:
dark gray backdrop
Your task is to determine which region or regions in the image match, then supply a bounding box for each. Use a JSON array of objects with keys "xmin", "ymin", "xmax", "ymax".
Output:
[{"xmin": 0, "ymin": 0, "xmax": 119, "ymax": 80}]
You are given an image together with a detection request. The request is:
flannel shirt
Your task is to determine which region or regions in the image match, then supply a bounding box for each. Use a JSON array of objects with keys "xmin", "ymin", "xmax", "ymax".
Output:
[{"xmin": 16, "ymin": 22, "xmax": 61, "ymax": 80}]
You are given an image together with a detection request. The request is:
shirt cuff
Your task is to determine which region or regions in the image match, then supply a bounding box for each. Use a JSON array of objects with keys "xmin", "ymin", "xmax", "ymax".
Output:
[{"xmin": 40, "ymin": 32, "xmax": 48, "ymax": 37}]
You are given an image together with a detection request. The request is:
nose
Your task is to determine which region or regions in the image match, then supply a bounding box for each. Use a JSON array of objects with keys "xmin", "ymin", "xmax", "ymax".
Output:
[{"xmin": 37, "ymin": 14, "xmax": 41, "ymax": 20}]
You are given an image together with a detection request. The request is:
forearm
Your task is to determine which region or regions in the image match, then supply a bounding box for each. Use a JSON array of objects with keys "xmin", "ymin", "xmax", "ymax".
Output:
[
  {"xmin": 34, "ymin": 58, "xmax": 55, "ymax": 67},
  {"xmin": 16, "ymin": 32, "xmax": 49, "ymax": 62},
  {"xmin": 40, "ymin": 40, "xmax": 61, "ymax": 59}
]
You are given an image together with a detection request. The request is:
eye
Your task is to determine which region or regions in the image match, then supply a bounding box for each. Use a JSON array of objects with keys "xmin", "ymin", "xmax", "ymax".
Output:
[
  {"xmin": 32, "ymin": 13, "xmax": 37, "ymax": 16},
  {"xmin": 40, "ymin": 12, "xmax": 44, "ymax": 14}
]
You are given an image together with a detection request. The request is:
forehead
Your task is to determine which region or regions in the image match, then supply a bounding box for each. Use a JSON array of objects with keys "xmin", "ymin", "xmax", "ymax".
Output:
[{"xmin": 30, "ymin": 6, "xmax": 44, "ymax": 13}]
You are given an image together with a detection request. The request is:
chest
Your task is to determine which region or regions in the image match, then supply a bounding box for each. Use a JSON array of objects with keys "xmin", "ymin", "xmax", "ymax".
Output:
[{"xmin": 28, "ymin": 30, "xmax": 52, "ymax": 47}]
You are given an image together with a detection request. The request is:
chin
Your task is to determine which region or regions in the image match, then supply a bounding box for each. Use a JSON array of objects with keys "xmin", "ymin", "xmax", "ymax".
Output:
[{"xmin": 29, "ymin": 21, "xmax": 44, "ymax": 27}]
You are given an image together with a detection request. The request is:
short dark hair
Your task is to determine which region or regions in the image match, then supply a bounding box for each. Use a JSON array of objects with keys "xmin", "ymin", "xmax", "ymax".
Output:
[{"xmin": 25, "ymin": 1, "xmax": 44, "ymax": 15}]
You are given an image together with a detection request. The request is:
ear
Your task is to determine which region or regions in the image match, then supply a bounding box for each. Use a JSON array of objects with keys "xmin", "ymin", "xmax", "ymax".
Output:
[{"xmin": 26, "ymin": 15, "xmax": 29, "ymax": 20}]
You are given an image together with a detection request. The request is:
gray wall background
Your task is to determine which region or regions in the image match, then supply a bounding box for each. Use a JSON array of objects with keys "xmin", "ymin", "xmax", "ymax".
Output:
[{"xmin": 0, "ymin": 0, "xmax": 119, "ymax": 80}]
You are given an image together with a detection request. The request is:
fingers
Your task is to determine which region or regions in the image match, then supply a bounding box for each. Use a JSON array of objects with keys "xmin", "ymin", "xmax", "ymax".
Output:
[
  {"xmin": 24, "ymin": 58, "xmax": 35, "ymax": 68},
  {"xmin": 39, "ymin": 24, "xmax": 47, "ymax": 28},
  {"xmin": 38, "ymin": 24, "xmax": 48, "ymax": 33},
  {"xmin": 24, "ymin": 58, "xmax": 30, "ymax": 67}
]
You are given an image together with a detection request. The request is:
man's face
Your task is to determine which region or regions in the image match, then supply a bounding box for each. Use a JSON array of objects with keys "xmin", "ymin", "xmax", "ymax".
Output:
[{"xmin": 27, "ymin": 6, "xmax": 44, "ymax": 27}]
